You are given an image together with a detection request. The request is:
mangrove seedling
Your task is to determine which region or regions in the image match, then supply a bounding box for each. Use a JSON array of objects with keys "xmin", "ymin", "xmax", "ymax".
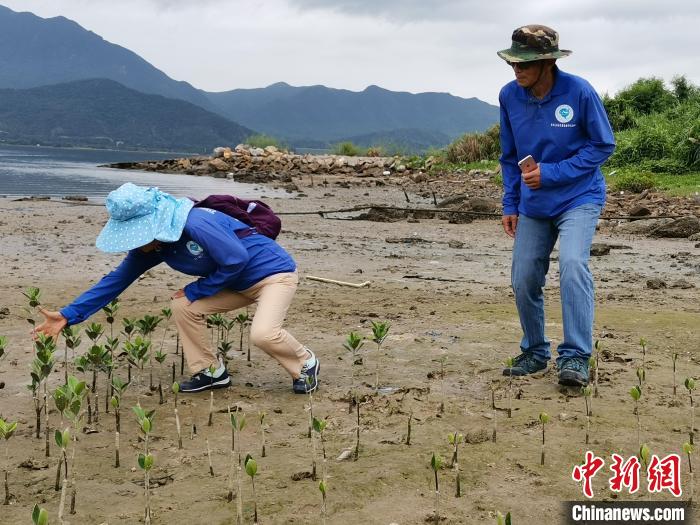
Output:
[
  {"xmin": 639, "ymin": 443, "xmax": 651, "ymax": 473},
  {"xmin": 61, "ymin": 326, "xmax": 82, "ymax": 385},
  {"xmin": 406, "ymin": 410, "xmax": 413, "ymax": 446},
  {"xmin": 430, "ymin": 453, "xmax": 443, "ymax": 525},
  {"xmin": 313, "ymin": 417, "xmax": 328, "ymax": 481},
  {"xmin": 490, "ymin": 382, "xmax": 498, "ymax": 443},
  {"xmin": 53, "ymin": 427, "xmax": 70, "ymax": 494},
  {"xmin": 111, "ymin": 377, "xmax": 129, "ymax": 467},
  {"xmin": 673, "ymin": 353, "xmax": 679, "ymax": 399},
  {"xmin": 0, "ymin": 417, "xmax": 18, "ymax": 505},
  {"xmin": 30, "ymin": 334, "xmax": 56, "ymax": 456},
  {"xmin": 582, "ymin": 386, "xmax": 592, "ymax": 445},
  {"xmin": 496, "ymin": 511, "xmax": 512, "ymax": 525},
  {"xmin": 124, "ymin": 336, "xmax": 151, "ymax": 399},
  {"xmin": 448, "ymin": 432, "xmax": 464, "ymax": 497},
  {"xmin": 370, "ymin": 320, "xmax": 390, "ymax": 392},
  {"xmin": 636, "ymin": 367, "xmax": 645, "ymax": 389},
  {"xmin": 154, "ymin": 350, "xmax": 167, "ymax": 404},
  {"xmin": 60, "ymin": 376, "xmax": 87, "ymax": 518},
  {"xmin": 133, "ymin": 405, "xmax": 155, "ymax": 525},
  {"xmin": 207, "ymin": 313, "xmax": 225, "ymax": 348},
  {"xmin": 539, "ymin": 412, "xmax": 550, "ymax": 466},
  {"xmin": 686, "ymin": 378, "xmax": 696, "ymax": 445},
  {"xmin": 319, "ymin": 479, "xmax": 328, "ymax": 525},
  {"xmin": 172, "ymin": 382, "xmax": 183, "ymax": 450},
  {"xmin": 505, "ymin": 357, "xmax": 515, "ymax": 418},
  {"xmin": 593, "ymin": 340, "xmax": 601, "ymax": 398},
  {"xmin": 228, "ymin": 408, "xmax": 247, "ymax": 524},
  {"xmin": 102, "ymin": 299, "xmax": 120, "ymax": 337},
  {"xmin": 104, "ymin": 336, "xmax": 119, "ymax": 413},
  {"xmin": 0, "ymin": 336, "xmax": 6, "ymax": 362},
  {"xmin": 32, "ymin": 503, "xmax": 49, "ymax": 525},
  {"xmin": 640, "ymin": 337, "xmax": 647, "ymax": 369},
  {"xmin": 136, "ymin": 314, "xmax": 162, "ymax": 391},
  {"xmin": 354, "ymin": 398, "xmax": 361, "ymax": 461},
  {"xmin": 52, "ymin": 385, "xmax": 70, "ymax": 491},
  {"xmin": 235, "ymin": 311, "xmax": 251, "ymax": 360},
  {"xmin": 630, "ymin": 385, "xmax": 642, "ymax": 449},
  {"xmin": 86, "ymin": 343, "xmax": 110, "ymax": 423},
  {"xmin": 683, "ymin": 442, "xmax": 694, "ymax": 502},
  {"xmin": 22, "ymin": 286, "xmax": 41, "ymax": 326},
  {"xmin": 245, "ymin": 455, "xmax": 259, "ymax": 524},
  {"xmin": 437, "ymin": 355, "xmax": 448, "ymax": 414},
  {"xmin": 208, "ymin": 364, "xmax": 216, "ymax": 426},
  {"xmin": 588, "ymin": 357, "xmax": 597, "ymax": 404},
  {"xmin": 343, "ymin": 331, "xmax": 364, "ymax": 413},
  {"xmin": 259, "ymin": 411, "xmax": 267, "ymax": 458},
  {"xmin": 121, "ymin": 317, "xmax": 136, "ymax": 343},
  {"xmin": 85, "ymin": 321, "xmax": 105, "ymax": 344}
]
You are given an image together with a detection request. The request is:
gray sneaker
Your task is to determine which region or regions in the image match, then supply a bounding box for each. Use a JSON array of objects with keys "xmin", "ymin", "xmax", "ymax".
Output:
[
  {"xmin": 558, "ymin": 357, "xmax": 589, "ymax": 386},
  {"xmin": 502, "ymin": 353, "xmax": 548, "ymax": 376}
]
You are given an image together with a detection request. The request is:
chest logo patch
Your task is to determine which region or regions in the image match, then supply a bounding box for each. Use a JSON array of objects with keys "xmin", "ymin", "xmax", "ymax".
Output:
[
  {"xmin": 186, "ymin": 241, "xmax": 204, "ymax": 256},
  {"xmin": 555, "ymin": 104, "xmax": 574, "ymax": 123}
]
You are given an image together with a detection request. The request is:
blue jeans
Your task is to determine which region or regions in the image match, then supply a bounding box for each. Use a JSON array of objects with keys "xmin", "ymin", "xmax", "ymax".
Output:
[{"xmin": 511, "ymin": 203, "xmax": 601, "ymax": 365}]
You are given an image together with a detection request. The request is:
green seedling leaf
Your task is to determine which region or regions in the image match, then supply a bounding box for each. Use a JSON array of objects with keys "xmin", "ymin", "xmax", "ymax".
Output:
[
  {"xmin": 636, "ymin": 367, "xmax": 645, "ymax": 383},
  {"xmin": 581, "ymin": 386, "xmax": 592, "ymax": 397},
  {"xmin": 683, "ymin": 442, "xmax": 694, "ymax": 455},
  {"xmin": 155, "ymin": 351, "xmax": 167, "ymax": 364},
  {"xmin": 312, "ymin": 417, "xmax": 327, "ymax": 434},
  {"xmin": 630, "ymin": 385, "xmax": 642, "ymax": 401},
  {"xmin": 343, "ymin": 332, "xmax": 365, "ymax": 353},
  {"xmin": 245, "ymin": 457, "xmax": 258, "ymax": 477},
  {"xmin": 172, "ymin": 382, "xmax": 180, "ymax": 394},
  {"xmin": 111, "ymin": 396, "xmax": 119, "ymax": 409},
  {"xmin": 161, "ymin": 307, "xmax": 172, "ymax": 320},
  {"xmin": 539, "ymin": 412, "xmax": 550, "ymax": 425},
  {"xmin": 370, "ymin": 320, "xmax": 390, "ymax": 345},
  {"xmin": 639, "ymin": 443, "xmax": 651, "ymax": 465},
  {"xmin": 685, "ymin": 378, "xmax": 696, "ymax": 391},
  {"xmin": 138, "ymin": 453, "xmax": 154, "ymax": 471},
  {"xmin": 32, "ymin": 504, "xmax": 49, "ymax": 525},
  {"xmin": 430, "ymin": 452, "xmax": 443, "ymax": 472},
  {"xmin": 588, "ymin": 356, "xmax": 596, "ymax": 369},
  {"xmin": 318, "ymin": 480, "xmax": 327, "ymax": 495}
]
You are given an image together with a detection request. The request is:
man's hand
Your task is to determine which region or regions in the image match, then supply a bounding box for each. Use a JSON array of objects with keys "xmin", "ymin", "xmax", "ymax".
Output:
[
  {"xmin": 522, "ymin": 164, "xmax": 541, "ymax": 189},
  {"xmin": 33, "ymin": 308, "xmax": 67, "ymax": 339},
  {"xmin": 502, "ymin": 214, "xmax": 519, "ymax": 238},
  {"xmin": 172, "ymin": 288, "xmax": 191, "ymax": 305}
]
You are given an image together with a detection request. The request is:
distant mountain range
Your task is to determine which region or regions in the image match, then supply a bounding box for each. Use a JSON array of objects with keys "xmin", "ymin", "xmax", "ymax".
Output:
[
  {"xmin": 0, "ymin": 4, "xmax": 499, "ymax": 152},
  {"xmin": 0, "ymin": 79, "xmax": 252, "ymax": 152}
]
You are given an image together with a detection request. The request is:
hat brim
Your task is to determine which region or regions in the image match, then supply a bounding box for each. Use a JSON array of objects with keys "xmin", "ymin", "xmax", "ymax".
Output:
[
  {"xmin": 497, "ymin": 48, "xmax": 572, "ymax": 62},
  {"xmin": 96, "ymin": 196, "xmax": 194, "ymax": 253}
]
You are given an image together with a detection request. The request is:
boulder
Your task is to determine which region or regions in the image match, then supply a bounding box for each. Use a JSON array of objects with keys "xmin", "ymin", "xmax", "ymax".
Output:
[
  {"xmin": 649, "ymin": 217, "xmax": 700, "ymax": 238},
  {"xmin": 615, "ymin": 218, "xmax": 674, "ymax": 235},
  {"xmin": 208, "ymin": 158, "xmax": 230, "ymax": 172}
]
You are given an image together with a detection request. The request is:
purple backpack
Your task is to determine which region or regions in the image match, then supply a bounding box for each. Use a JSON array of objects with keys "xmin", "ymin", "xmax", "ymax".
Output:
[{"xmin": 192, "ymin": 195, "xmax": 282, "ymax": 239}]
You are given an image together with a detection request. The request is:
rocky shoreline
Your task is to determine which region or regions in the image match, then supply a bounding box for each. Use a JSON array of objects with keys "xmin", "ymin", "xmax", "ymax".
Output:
[
  {"xmin": 105, "ymin": 144, "xmax": 418, "ymax": 182},
  {"xmin": 104, "ymin": 144, "xmax": 700, "ymax": 240}
]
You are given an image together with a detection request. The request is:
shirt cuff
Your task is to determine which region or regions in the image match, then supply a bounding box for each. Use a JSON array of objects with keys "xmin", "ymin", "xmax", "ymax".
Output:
[
  {"xmin": 59, "ymin": 307, "xmax": 78, "ymax": 326},
  {"xmin": 183, "ymin": 283, "xmax": 201, "ymax": 303}
]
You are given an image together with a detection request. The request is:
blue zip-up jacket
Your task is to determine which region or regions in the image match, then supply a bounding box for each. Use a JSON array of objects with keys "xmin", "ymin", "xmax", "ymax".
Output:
[
  {"xmin": 499, "ymin": 67, "xmax": 615, "ymax": 218},
  {"xmin": 60, "ymin": 208, "xmax": 296, "ymax": 325}
]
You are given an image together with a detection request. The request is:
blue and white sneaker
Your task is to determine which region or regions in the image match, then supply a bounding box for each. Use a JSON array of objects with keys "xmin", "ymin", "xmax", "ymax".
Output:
[
  {"xmin": 293, "ymin": 350, "xmax": 320, "ymax": 394},
  {"xmin": 180, "ymin": 366, "xmax": 231, "ymax": 393}
]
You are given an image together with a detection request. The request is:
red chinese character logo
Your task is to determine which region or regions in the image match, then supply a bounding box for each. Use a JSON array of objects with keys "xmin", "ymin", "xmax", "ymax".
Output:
[
  {"xmin": 609, "ymin": 454, "xmax": 641, "ymax": 493},
  {"xmin": 572, "ymin": 451, "xmax": 605, "ymax": 498},
  {"xmin": 647, "ymin": 454, "xmax": 682, "ymax": 497}
]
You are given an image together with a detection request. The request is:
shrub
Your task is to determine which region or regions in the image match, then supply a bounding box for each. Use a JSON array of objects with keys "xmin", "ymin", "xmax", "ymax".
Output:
[
  {"xmin": 445, "ymin": 124, "xmax": 501, "ymax": 163},
  {"xmin": 245, "ymin": 134, "xmax": 286, "ymax": 150},
  {"xmin": 610, "ymin": 172, "xmax": 657, "ymax": 193},
  {"xmin": 332, "ymin": 141, "xmax": 364, "ymax": 156}
]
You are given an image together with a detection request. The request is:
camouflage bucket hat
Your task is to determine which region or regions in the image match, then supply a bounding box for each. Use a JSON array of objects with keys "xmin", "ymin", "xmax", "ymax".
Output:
[{"xmin": 497, "ymin": 24, "xmax": 572, "ymax": 63}]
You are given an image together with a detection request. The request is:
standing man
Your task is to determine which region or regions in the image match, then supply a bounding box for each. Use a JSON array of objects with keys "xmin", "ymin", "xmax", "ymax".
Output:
[{"xmin": 497, "ymin": 25, "xmax": 615, "ymax": 386}]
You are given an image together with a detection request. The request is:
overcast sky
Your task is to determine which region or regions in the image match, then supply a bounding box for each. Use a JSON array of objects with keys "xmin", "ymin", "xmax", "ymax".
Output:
[{"xmin": 3, "ymin": 0, "xmax": 698, "ymax": 104}]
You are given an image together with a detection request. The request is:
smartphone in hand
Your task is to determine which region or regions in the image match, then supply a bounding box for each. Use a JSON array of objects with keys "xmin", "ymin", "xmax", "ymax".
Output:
[{"xmin": 518, "ymin": 155, "xmax": 537, "ymax": 172}]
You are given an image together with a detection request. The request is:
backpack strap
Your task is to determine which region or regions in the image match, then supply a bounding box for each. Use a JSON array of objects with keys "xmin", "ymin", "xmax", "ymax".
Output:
[{"xmin": 235, "ymin": 227, "xmax": 257, "ymax": 239}]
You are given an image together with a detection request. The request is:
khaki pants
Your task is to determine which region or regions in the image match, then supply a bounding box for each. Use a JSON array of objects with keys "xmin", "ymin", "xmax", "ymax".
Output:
[{"xmin": 171, "ymin": 272, "xmax": 306, "ymax": 378}]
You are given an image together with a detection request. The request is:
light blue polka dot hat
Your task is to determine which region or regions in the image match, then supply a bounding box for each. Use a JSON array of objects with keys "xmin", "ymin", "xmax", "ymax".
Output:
[{"xmin": 96, "ymin": 183, "xmax": 194, "ymax": 253}]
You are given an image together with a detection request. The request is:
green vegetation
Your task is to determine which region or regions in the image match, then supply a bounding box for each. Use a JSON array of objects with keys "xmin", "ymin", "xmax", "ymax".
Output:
[
  {"xmin": 332, "ymin": 141, "xmax": 364, "ymax": 156},
  {"xmin": 245, "ymin": 133, "xmax": 287, "ymax": 150}
]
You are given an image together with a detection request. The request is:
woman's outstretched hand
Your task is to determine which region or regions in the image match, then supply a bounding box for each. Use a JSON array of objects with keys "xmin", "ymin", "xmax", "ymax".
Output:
[{"xmin": 33, "ymin": 307, "xmax": 67, "ymax": 339}]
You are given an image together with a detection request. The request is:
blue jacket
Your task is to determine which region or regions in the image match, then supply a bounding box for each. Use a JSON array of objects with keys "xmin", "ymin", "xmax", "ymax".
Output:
[
  {"xmin": 499, "ymin": 67, "xmax": 615, "ymax": 218},
  {"xmin": 60, "ymin": 208, "xmax": 296, "ymax": 325}
]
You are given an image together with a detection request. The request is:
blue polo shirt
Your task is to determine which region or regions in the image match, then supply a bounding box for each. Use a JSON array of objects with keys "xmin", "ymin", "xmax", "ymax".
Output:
[
  {"xmin": 60, "ymin": 208, "xmax": 296, "ymax": 325},
  {"xmin": 499, "ymin": 67, "xmax": 615, "ymax": 219}
]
